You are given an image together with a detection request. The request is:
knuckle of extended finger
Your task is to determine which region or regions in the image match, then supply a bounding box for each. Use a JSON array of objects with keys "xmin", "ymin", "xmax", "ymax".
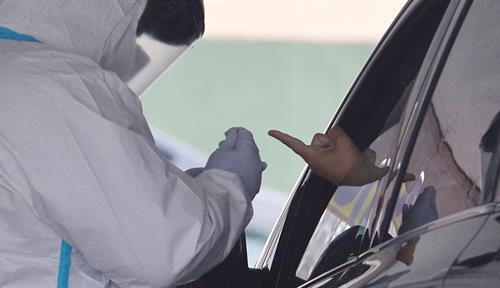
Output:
[{"xmin": 313, "ymin": 133, "xmax": 323, "ymax": 138}]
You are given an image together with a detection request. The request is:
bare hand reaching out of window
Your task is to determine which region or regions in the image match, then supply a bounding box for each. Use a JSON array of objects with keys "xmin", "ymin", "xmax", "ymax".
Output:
[{"xmin": 269, "ymin": 127, "xmax": 411, "ymax": 186}]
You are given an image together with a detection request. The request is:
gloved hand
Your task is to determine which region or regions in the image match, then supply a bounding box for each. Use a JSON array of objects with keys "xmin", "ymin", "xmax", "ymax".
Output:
[
  {"xmin": 206, "ymin": 127, "xmax": 266, "ymax": 200},
  {"xmin": 398, "ymin": 186, "xmax": 439, "ymax": 235}
]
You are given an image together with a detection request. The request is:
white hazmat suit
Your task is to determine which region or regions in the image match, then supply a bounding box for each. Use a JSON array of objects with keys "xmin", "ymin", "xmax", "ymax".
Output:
[{"xmin": 0, "ymin": 1, "xmax": 257, "ymax": 287}]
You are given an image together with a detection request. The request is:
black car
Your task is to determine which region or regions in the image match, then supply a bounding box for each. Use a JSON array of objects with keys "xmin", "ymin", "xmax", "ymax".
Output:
[{"xmin": 181, "ymin": 0, "xmax": 500, "ymax": 287}]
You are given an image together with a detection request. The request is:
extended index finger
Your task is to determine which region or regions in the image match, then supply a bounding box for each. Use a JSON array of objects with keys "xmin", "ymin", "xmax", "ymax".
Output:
[{"xmin": 268, "ymin": 130, "xmax": 311, "ymax": 159}]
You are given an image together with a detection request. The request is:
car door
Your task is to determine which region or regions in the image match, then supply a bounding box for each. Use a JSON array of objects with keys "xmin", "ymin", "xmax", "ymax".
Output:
[
  {"xmin": 296, "ymin": 0, "xmax": 500, "ymax": 287},
  {"xmin": 299, "ymin": 211, "xmax": 489, "ymax": 288},
  {"xmin": 255, "ymin": 0, "xmax": 457, "ymax": 287}
]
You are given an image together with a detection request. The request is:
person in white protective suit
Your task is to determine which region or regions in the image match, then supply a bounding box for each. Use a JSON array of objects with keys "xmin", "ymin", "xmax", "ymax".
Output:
[{"xmin": 0, "ymin": 1, "xmax": 265, "ymax": 287}]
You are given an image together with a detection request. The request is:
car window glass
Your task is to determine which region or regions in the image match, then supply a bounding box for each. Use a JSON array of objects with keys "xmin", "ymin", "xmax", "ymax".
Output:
[
  {"xmin": 293, "ymin": 0, "xmax": 451, "ymax": 281},
  {"xmin": 295, "ymin": 85, "xmax": 413, "ymax": 281},
  {"xmin": 388, "ymin": 0, "xmax": 500, "ymax": 237}
]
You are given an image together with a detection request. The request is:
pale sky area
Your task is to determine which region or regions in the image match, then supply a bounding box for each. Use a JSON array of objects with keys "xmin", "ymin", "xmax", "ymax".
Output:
[{"xmin": 204, "ymin": 0, "xmax": 407, "ymax": 42}]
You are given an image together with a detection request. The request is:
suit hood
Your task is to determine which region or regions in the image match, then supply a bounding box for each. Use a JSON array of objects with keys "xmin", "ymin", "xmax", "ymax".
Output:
[{"xmin": 0, "ymin": 0, "xmax": 147, "ymax": 79}]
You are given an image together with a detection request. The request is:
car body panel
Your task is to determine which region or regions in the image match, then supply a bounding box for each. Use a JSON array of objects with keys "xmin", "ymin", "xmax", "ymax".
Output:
[
  {"xmin": 443, "ymin": 206, "xmax": 500, "ymax": 288},
  {"xmin": 299, "ymin": 203, "xmax": 499, "ymax": 288}
]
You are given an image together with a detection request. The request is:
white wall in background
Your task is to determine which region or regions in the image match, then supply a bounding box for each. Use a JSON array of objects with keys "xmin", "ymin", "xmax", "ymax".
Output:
[{"xmin": 204, "ymin": 0, "xmax": 406, "ymax": 42}]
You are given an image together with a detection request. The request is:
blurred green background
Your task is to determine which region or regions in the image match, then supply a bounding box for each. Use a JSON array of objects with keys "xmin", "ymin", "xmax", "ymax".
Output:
[{"xmin": 142, "ymin": 40, "xmax": 374, "ymax": 194}]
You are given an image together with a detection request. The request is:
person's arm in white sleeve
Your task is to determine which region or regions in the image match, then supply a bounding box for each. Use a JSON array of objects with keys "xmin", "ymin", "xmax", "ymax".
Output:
[{"xmin": 2, "ymin": 70, "xmax": 258, "ymax": 287}]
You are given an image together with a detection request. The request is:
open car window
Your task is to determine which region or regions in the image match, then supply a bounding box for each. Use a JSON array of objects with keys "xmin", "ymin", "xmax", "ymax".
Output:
[
  {"xmin": 295, "ymin": 82, "xmax": 415, "ymax": 281},
  {"xmin": 387, "ymin": 0, "xmax": 500, "ymax": 237},
  {"xmin": 280, "ymin": 0, "xmax": 453, "ymax": 285}
]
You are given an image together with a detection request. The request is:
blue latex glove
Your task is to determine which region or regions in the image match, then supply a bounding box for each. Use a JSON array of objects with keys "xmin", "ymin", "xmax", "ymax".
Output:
[
  {"xmin": 206, "ymin": 127, "xmax": 266, "ymax": 200},
  {"xmin": 398, "ymin": 186, "xmax": 439, "ymax": 235}
]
